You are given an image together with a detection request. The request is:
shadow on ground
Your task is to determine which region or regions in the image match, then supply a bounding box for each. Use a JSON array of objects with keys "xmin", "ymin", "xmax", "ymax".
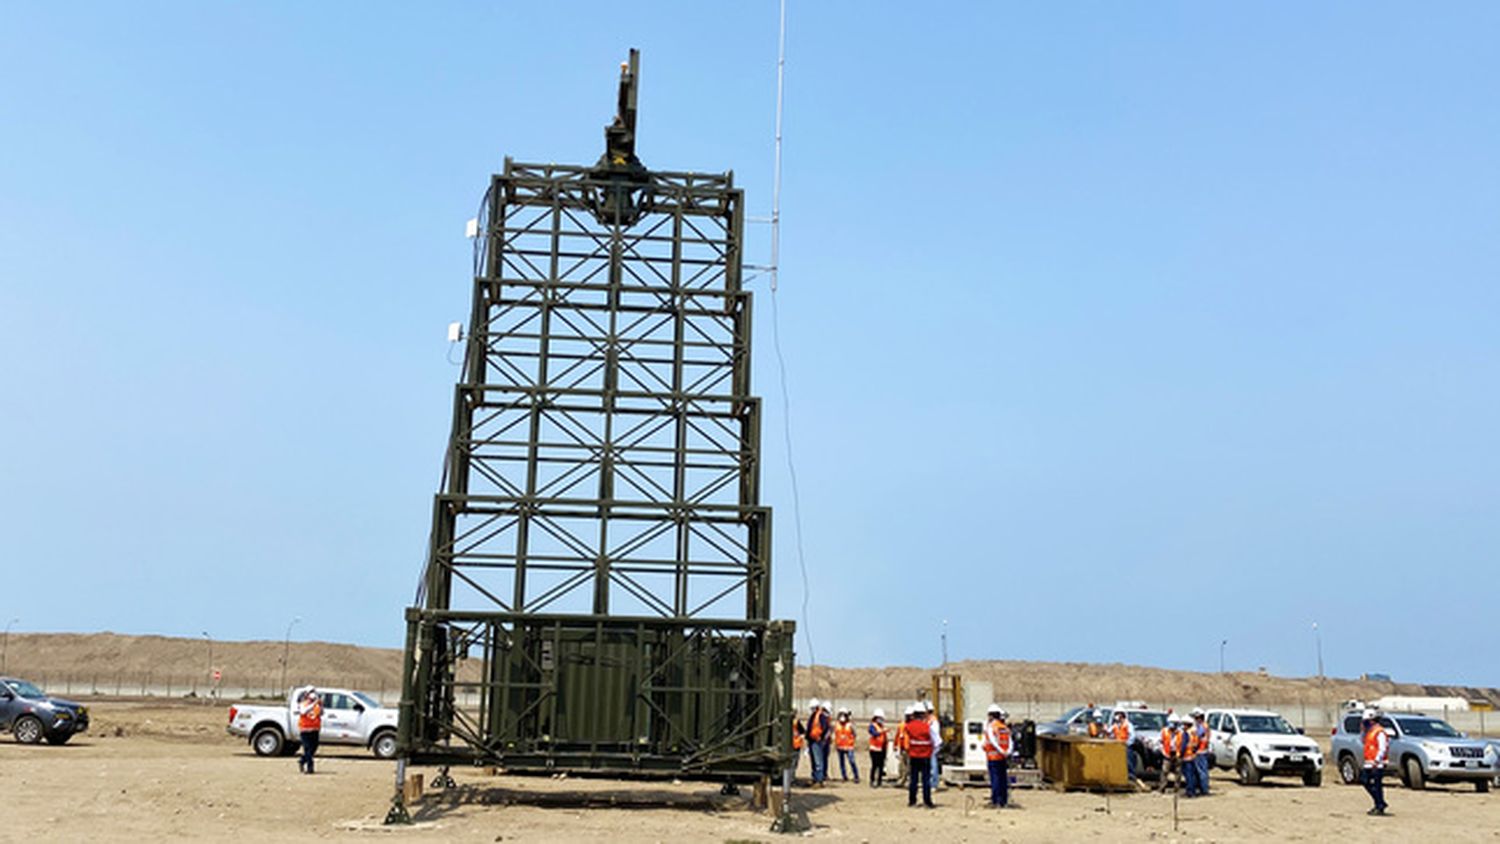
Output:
[{"xmin": 411, "ymin": 782, "xmax": 840, "ymax": 822}]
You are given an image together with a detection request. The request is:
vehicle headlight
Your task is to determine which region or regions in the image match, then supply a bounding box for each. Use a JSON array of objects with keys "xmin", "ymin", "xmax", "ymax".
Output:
[{"xmin": 1420, "ymin": 741, "xmax": 1444, "ymax": 755}]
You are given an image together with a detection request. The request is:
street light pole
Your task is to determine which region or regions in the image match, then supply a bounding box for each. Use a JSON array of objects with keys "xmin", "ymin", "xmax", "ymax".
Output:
[
  {"xmin": 1314, "ymin": 622, "xmax": 1324, "ymax": 680},
  {"xmin": 940, "ymin": 619, "xmax": 949, "ymax": 671},
  {"xmin": 1220, "ymin": 639, "xmax": 1227, "ymax": 674},
  {"xmin": 2, "ymin": 618, "xmax": 17, "ymax": 675},
  {"xmin": 280, "ymin": 616, "xmax": 302, "ymax": 695},
  {"xmin": 201, "ymin": 631, "xmax": 213, "ymax": 702},
  {"xmin": 1313, "ymin": 621, "xmax": 1327, "ymax": 729}
]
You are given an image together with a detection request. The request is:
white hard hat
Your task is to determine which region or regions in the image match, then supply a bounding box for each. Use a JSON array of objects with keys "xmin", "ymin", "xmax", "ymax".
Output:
[
  {"xmin": 1190, "ymin": 707, "xmax": 1204, "ymax": 717},
  {"xmin": 807, "ymin": 698, "xmax": 820, "ymax": 711},
  {"xmin": 838, "ymin": 707, "xmax": 851, "ymax": 716},
  {"xmin": 872, "ymin": 708, "xmax": 886, "ymax": 720},
  {"xmin": 997, "ymin": 708, "xmax": 1009, "ymax": 720},
  {"xmin": 903, "ymin": 705, "xmax": 915, "ymax": 716},
  {"xmin": 1178, "ymin": 713, "xmax": 1193, "ymax": 724},
  {"xmin": 987, "ymin": 703, "xmax": 1003, "ymax": 715},
  {"xmin": 1362, "ymin": 708, "xmax": 1377, "ymax": 720},
  {"xmin": 923, "ymin": 700, "xmax": 934, "ymax": 712}
]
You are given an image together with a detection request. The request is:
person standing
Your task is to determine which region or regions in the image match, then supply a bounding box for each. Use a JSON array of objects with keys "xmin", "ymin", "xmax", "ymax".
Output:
[
  {"xmin": 297, "ymin": 687, "xmax": 323, "ymax": 775},
  {"xmin": 805, "ymin": 699, "xmax": 832, "ymax": 787},
  {"xmin": 982, "ymin": 704, "xmax": 1013, "ymax": 808},
  {"xmin": 1088, "ymin": 712, "xmax": 1106, "ymax": 738},
  {"xmin": 905, "ymin": 702, "xmax": 937, "ymax": 808},
  {"xmin": 894, "ymin": 706, "xmax": 913, "ymax": 785},
  {"xmin": 790, "ymin": 713, "xmax": 806, "ymax": 782},
  {"xmin": 867, "ymin": 709, "xmax": 890, "ymax": 788},
  {"xmin": 923, "ymin": 700, "xmax": 943, "ymax": 785},
  {"xmin": 833, "ymin": 708, "xmax": 860, "ymax": 782},
  {"xmin": 1361, "ymin": 708, "xmax": 1390, "ymax": 816},
  {"xmin": 1111, "ymin": 710, "xmax": 1136, "ymax": 780},
  {"xmin": 1159, "ymin": 716, "xmax": 1182, "ymax": 793},
  {"xmin": 1191, "ymin": 708, "xmax": 1211, "ymax": 796},
  {"xmin": 1178, "ymin": 713, "xmax": 1202, "ymax": 797}
]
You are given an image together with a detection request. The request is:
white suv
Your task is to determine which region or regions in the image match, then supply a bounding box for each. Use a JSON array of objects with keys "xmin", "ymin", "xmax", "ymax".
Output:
[{"xmin": 1205, "ymin": 709, "xmax": 1323, "ymax": 786}]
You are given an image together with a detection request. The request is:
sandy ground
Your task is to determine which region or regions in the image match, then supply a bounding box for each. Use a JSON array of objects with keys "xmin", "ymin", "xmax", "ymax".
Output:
[{"xmin": 4, "ymin": 700, "xmax": 1499, "ymax": 843}]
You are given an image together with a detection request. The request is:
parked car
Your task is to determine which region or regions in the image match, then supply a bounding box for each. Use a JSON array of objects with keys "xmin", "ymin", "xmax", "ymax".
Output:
[
  {"xmin": 1330, "ymin": 710, "xmax": 1495, "ymax": 792},
  {"xmin": 1035, "ymin": 704, "xmax": 1099, "ymax": 738},
  {"xmin": 0, "ymin": 676, "xmax": 90, "ymax": 745},
  {"xmin": 227, "ymin": 686, "xmax": 398, "ymax": 759},
  {"xmin": 1205, "ymin": 708, "xmax": 1323, "ymax": 786}
]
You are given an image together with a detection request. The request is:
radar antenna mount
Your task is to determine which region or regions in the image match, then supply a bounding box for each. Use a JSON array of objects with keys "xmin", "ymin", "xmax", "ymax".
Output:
[{"xmin": 592, "ymin": 48, "xmax": 650, "ymax": 225}]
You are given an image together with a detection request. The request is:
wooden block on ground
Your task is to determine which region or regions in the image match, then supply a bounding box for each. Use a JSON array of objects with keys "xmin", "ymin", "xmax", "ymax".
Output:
[
  {"xmin": 403, "ymin": 773, "xmax": 424, "ymax": 803},
  {"xmin": 751, "ymin": 776, "xmax": 770, "ymax": 811}
]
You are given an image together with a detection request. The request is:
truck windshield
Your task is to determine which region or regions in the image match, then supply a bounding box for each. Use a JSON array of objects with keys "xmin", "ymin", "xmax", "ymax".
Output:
[
  {"xmin": 1237, "ymin": 715, "xmax": 1297, "ymax": 734},
  {"xmin": 1129, "ymin": 712, "xmax": 1167, "ymax": 730},
  {"xmin": 5, "ymin": 679, "xmax": 46, "ymax": 699},
  {"xmin": 1395, "ymin": 718, "xmax": 1461, "ymax": 738},
  {"xmin": 353, "ymin": 691, "xmax": 380, "ymax": 709}
]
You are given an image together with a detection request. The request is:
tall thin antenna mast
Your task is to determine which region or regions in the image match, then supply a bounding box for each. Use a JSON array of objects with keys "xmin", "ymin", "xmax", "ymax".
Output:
[{"xmin": 770, "ymin": 0, "xmax": 786, "ymax": 291}]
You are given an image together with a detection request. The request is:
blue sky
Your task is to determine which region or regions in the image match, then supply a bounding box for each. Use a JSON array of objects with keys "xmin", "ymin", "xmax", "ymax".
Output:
[{"xmin": 2, "ymin": 2, "xmax": 1497, "ymax": 686}]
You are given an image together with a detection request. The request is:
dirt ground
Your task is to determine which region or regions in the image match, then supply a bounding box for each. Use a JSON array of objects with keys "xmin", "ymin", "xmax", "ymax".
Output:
[{"xmin": 4, "ymin": 699, "xmax": 1498, "ymax": 843}]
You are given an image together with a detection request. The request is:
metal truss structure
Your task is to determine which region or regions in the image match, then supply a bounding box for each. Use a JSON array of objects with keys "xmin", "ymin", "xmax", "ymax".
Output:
[{"xmin": 396, "ymin": 51, "xmax": 795, "ymax": 785}]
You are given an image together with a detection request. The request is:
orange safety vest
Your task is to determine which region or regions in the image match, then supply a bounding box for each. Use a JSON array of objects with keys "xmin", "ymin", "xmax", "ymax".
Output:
[
  {"xmin": 1161, "ymin": 727, "xmax": 1179, "ymax": 758},
  {"xmin": 792, "ymin": 717, "xmax": 805, "ymax": 750},
  {"xmin": 1193, "ymin": 723, "xmax": 1210, "ymax": 753},
  {"xmin": 1087, "ymin": 721, "xmax": 1104, "ymax": 738},
  {"xmin": 1363, "ymin": 723, "xmax": 1388, "ymax": 766},
  {"xmin": 834, "ymin": 721, "xmax": 856, "ymax": 750},
  {"xmin": 1179, "ymin": 727, "xmax": 1197, "ymax": 760},
  {"xmin": 983, "ymin": 719, "xmax": 1012, "ymax": 761},
  {"xmin": 1111, "ymin": 721, "xmax": 1131, "ymax": 742},
  {"xmin": 906, "ymin": 718, "xmax": 934, "ymax": 759},
  {"xmin": 894, "ymin": 723, "xmax": 909, "ymax": 752},
  {"xmin": 298, "ymin": 698, "xmax": 322, "ymax": 732},
  {"xmin": 807, "ymin": 711, "xmax": 828, "ymax": 742},
  {"xmin": 868, "ymin": 722, "xmax": 889, "ymax": 752}
]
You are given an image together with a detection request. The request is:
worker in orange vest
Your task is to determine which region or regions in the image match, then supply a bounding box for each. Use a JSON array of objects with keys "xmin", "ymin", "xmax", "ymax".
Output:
[
  {"xmin": 1178, "ymin": 713, "xmax": 1203, "ymax": 797},
  {"xmin": 1111, "ymin": 710, "xmax": 1137, "ymax": 780},
  {"xmin": 296, "ymin": 687, "xmax": 323, "ymax": 775},
  {"xmin": 790, "ymin": 713, "xmax": 806, "ymax": 780},
  {"xmin": 1360, "ymin": 708, "xmax": 1390, "ymax": 816},
  {"xmin": 905, "ymin": 701, "xmax": 937, "ymax": 808},
  {"xmin": 804, "ymin": 699, "xmax": 832, "ymax": 786},
  {"xmin": 867, "ymin": 709, "xmax": 890, "ymax": 788},
  {"xmin": 982, "ymin": 704, "xmax": 1014, "ymax": 808},
  {"xmin": 1159, "ymin": 716, "xmax": 1182, "ymax": 793},
  {"xmin": 1190, "ymin": 708, "xmax": 1211, "ymax": 796},
  {"xmin": 833, "ymin": 707, "xmax": 860, "ymax": 782},
  {"xmin": 894, "ymin": 706, "xmax": 912, "ymax": 784},
  {"xmin": 1087, "ymin": 711, "xmax": 1106, "ymax": 738}
]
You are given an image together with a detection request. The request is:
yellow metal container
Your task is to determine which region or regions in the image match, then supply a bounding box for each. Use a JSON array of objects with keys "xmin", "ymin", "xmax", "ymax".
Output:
[{"xmin": 1036, "ymin": 734, "xmax": 1131, "ymax": 791}]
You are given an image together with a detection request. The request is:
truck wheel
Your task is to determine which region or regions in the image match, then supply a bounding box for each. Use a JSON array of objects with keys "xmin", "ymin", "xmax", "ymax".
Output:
[
  {"xmin": 1236, "ymin": 752, "xmax": 1261, "ymax": 785},
  {"xmin": 252, "ymin": 726, "xmax": 285, "ymax": 757},
  {"xmin": 1403, "ymin": 756, "xmax": 1425, "ymax": 790},
  {"xmin": 371, "ymin": 730, "xmax": 397, "ymax": 759},
  {"xmin": 13, "ymin": 716, "xmax": 44, "ymax": 744},
  {"xmin": 44, "ymin": 732, "xmax": 73, "ymax": 746},
  {"xmin": 1338, "ymin": 754, "xmax": 1359, "ymax": 785},
  {"xmin": 1128, "ymin": 748, "xmax": 1143, "ymax": 778},
  {"xmin": 1302, "ymin": 769, "xmax": 1322, "ymax": 787}
]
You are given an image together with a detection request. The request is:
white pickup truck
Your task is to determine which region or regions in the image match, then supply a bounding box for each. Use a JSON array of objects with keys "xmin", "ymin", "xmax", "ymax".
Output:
[{"xmin": 227, "ymin": 686, "xmax": 399, "ymax": 759}]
